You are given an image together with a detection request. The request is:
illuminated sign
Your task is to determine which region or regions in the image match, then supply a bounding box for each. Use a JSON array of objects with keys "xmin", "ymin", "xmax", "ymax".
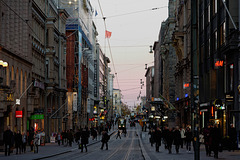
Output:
[
  {"xmin": 185, "ymin": 94, "xmax": 188, "ymax": 97},
  {"xmin": 215, "ymin": 60, "xmax": 224, "ymax": 68},
  {"xmin": 30, "ymin": 114, "xmax": 44, "ymax": 120},
  {"xmin": 214, "ymin": 99, "xmax": 225, "ymax": 110},
  {"xmin": 6, "ymin": 93, "xmax": 14, "ymax": 101},
  {"xmin": 184, "ymin": 83, "xmax": 190, "ymax": 88},
  {"xmin": 15, "ymin": 111, "xmax": 22, "ymax": 118},
  {"xmin": 89, "ymin": 118, "xmax": 95, "ymax": 121}
]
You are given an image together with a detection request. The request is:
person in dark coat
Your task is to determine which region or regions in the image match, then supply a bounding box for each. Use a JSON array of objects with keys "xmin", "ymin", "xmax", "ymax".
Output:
[
  {"xmin": 173, "ymin": 126, "xmax": 181, "ymax": 154},
  {"xmin": 162, "ymin": 126, "xmax": 168, "ymax": 149},
  {"xmin": 75, "ymin": 129, "xmax": 81, "ymax": 149},
  {"xmin": 154, "ymin": 127, "xmax": 162, "ymax": 152},
  {"xmin": 185, "ymin": 127, "xmax": 192, "ymax": 152},
  {"xmin": 166, "ymin": 127, "xmax": 174, "ymax": 154},
  {"xmin": 15, "ymin": 130, "xmax": 22, "ymax": 154},
  {"xmin": 81, "ymin": 128, "xmax": 89, "ymax": 152},
  {"xmin": 148, "ymin": 129, "xmax": 155, "ymax": 147},
  {"xmin": 228, "ymin": 124, "xmax": 237, "ymax": 152},
  {"xmin": 22, "ymin": 132, "xmax": 27, "ymax": 153},
  {"xmin": 203, "ymin": 125, "xmax": 212, "ymax": 156},
  {"xmin": 100, "ymin": 130, "xmax": 109, "ymax": 150},
  {"xmin": 3, "ymin": 126, "xmax": 13, "ymax": 156},
  {"xmin": 211, "ymin": 124, "xmax": 221, "ymax": 159},
  {"xmin": 61, "ymin": 130, "xmax": 66, "ymax": 145},
  {"xmin": 67, "ymin": 130, "xmax": 73, "ymax": 147},
  {"xmin": 28, "ymin": 127, "xmax": 34, "ymax": 151}
]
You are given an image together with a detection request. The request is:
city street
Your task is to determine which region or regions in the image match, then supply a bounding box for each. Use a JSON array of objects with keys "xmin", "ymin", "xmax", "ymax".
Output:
[{"xmin": 1, "ymin": 123, "xmax": 240, "ymax": 160}]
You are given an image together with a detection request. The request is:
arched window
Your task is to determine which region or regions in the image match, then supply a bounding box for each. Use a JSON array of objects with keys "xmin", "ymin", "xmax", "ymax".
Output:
[
  {"xmin": 20, "ymin": 70, "xmax": 23, "ymax": 94},
  {"xmin": 6, "ymin": 66, "xmax": 9, "ymax": 86},
  {"xmin": 11, "ymin": 66, "xmax": 14, "ymax": 80},
  {"xmin": 16, "ymin": 68, "xmax": 19, "ymax": 94},
  {"xmin": 25, "ymin": 72, "xmax": 27, "ymax": 93}
]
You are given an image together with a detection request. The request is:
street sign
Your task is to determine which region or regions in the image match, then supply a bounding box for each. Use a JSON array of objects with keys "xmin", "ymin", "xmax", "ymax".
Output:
[{"xmin": 16, "ymin": 99, "xmax": 20, "ymax": 105}]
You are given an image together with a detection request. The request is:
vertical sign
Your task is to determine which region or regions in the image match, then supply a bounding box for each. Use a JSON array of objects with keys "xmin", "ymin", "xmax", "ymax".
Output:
[
  {"xmin": 87, "ymin": 98, "xmax": 90, "ymax": 113},
  {"xmin": 94, "ymin": 60, "xmax": 97, "ymax": 97},
  {"xmin": 73, "ymin": 92, "xmax": 77, "ymax": 111},
  {"xmin": 78, "ymin": 30, "xmax": 82, "ymax": 112}
]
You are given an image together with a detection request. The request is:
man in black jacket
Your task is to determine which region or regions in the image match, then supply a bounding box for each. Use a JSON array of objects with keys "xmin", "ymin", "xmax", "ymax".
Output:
[
  {"xmin": 100, "ymin": 130, "xmax": 109, "ymax": 150},
  {"xmin": 154, "ymin": 127, "xmax": 162, "ymax": 152},
  {"xmin": 3, "ymin": 126, "xmax": 13, "ymax": 156}
]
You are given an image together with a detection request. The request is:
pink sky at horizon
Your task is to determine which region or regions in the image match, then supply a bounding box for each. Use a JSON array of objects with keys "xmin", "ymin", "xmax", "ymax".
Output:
[{"xmin": 91, "ymin": 0, "xmax": 169, "ymax": 108}]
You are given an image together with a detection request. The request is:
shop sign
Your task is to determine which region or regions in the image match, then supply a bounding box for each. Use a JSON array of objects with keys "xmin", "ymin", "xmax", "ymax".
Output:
[
  {"xmin": 16, "ymin": 99, "xmax": 20, "ymax": 105},
  {"xmin": 34, "ymin": 80, "xmax": 45, "ymax": 90},
  {"xmin": 89, "ymin": 118, "xmax": 95, "ymax": 121},
  {"xmin": 73, "ymin": 92, "xmax": 77, "ymax": 112},
  {"xmin": 6, "ymin": 93, "xmax": 14, "ymax": 102},
  {"xmin": 15, "ymin": 111, "xmax": 22, "ymax": 118},
  {"xmin": 214, "ymin": 99, "xmax": 225, "ymax": 110},
  {"xmin": 214, "ymin": 60, "xmax": 224, "ymax": 69},
  {"xmin": 238, "ymin": 85, "xmax": 240, "ymax": 94},
  {"xmin": 183, "ymin": 83, "xmax": 190, "ymax": 89},
  {"xmin": 30, "ymin": 114, "xmax": 44, "ymax": 120}
]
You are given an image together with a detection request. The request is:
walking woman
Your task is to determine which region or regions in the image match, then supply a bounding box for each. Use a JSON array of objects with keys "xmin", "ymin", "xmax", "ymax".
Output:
[{"xmin": 185, "ymin": 127, "xmax": 192, "ymax": 152}]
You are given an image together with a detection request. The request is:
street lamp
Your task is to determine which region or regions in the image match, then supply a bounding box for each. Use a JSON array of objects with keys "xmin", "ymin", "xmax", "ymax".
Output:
[{"xmin": 149, "ymin": 45, "xmax": 153, "ymax": 53}]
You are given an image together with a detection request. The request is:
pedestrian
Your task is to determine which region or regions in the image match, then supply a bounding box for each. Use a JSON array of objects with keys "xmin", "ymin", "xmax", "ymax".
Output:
[
  {"xmin": 180, "ymin": 127, "xmax": 186, "ymax": 148},
  {"xmin": 185, "ymin": 127, "xmax": 192, "ymax": 152},
  {"xmin": 56, "ymin": 132, "xmax": 61, "ymax": 146},
  {"xmin": 116, "ymin": 129, "xmax": 121, "ymax": 139},
  {"xmin": 203, "ymin": 125, "xmax": 212, "ymax": 156},
  {"xmin": 228, "ymin": 124, "xmax": 237, "ymax": 152},
  {"xmin": 3, "ymin": 126, "xmax": 13, "ymax": 156},
  {"xmin": 15, "ymin": 130, "xmax": 22, "ymax": 154},
  {"xmin": 100, "ymin": 130, "xmax": 109, "ymax": 150},
  {"xmin": 33, "ymin": 132, "xmax": 40, "ymax": 153},
  {"xmin": 154, "ymin": 127, "xmax": 162, "ymax": 152},
  {"xmin": 162, "ymin": 126, "xmax": 168, "ymax": 149},
  {"xmin": 61, "ymin": 130, "xmax": 65, "ymax": 145},
  {"xmin": 173, "ymin": 126, "xmax": 181, "ymax": 154},
  {"xmin": 22, "ymin": 132, "xmax": 27, "ymax": 153},
  {"xmin": 28, "ymin": 127, "xmax": 34, "ymax": 151},
  {"xmin": 166, "ymin": 127, "xmax": 174, "ymax": 154},
  {"xmin": 211, "ymin": 124, "xmax": 221, "ymax": 159},
  {"xmin": 67, "ymin": 130, "xmax": 73, "ymax": 147},
  {"xmin": 81, "ymin": 128, "xmax": 89, "ymax": 152},
  {"xmin": 148, "ymin": 128, "xmax": 155, "ymax": 147},
  {"xmin": 75, "ymin": 129, "xmax": 81, "ymax": 149}
]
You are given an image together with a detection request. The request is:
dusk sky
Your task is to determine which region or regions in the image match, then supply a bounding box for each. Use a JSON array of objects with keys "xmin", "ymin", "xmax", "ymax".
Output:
[{"xmin": 91, "ymin": 0, "xmax": 169, "ymax": 108}]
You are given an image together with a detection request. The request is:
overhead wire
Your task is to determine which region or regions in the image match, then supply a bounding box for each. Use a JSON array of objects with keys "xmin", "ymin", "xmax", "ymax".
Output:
[{"xmin": 97, "ymin": 0, "xmax": 120, "ymax": 90}]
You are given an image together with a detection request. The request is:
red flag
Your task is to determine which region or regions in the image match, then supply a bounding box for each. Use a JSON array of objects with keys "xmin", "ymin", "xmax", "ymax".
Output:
[{"xmin": 105, "ymin": 30, "xmax": 112, "ymax": 38}]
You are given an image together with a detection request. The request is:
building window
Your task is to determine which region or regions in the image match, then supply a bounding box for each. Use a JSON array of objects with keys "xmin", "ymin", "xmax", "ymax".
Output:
[
  {"xmin": 220, "ymin": 22, "xmax": 226, "ymax": 46},
  {"xmin": 214, "ymin": 31, "xmax": 217, "ymax": 51},
  {"xmin": 213, "ymin": 0, "xmax": 217, "ymax": 14},
  {"xmin": 229, "ymin": 64, "xmax": 234, "ymax": 91},
  {"xmin": 208, "ymin": 5, "xmax": 210, "ymax": 23},
  {"xmin": 208, "ymin": 39, "xmax": 211, "ymax": 57}
]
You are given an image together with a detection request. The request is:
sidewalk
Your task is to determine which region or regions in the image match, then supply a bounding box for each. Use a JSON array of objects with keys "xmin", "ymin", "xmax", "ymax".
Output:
[
  {"xmin": 139, "ymin": 129, "xmax": 240, "ymax": 160},
  {"xmin": 0, "ymin": 129, "xmax": 116, "ymax": 160}
]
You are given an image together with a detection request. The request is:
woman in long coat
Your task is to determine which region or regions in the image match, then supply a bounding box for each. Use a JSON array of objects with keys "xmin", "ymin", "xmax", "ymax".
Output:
[{"xmin": 173, "ymin": 127, "xmax": 181, "ymax": 153}]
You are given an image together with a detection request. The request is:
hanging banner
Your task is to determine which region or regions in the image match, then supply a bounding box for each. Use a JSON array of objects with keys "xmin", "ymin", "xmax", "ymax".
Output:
[{"xmin": 73, "ymin": 92, "xmax": 77, "ymax": 112}]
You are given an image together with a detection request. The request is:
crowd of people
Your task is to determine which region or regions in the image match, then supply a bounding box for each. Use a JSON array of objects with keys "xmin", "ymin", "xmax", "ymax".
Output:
[
  {"xmin": 3, "ymin": 126, "xmax": 40, "ymax": 156},
  {"xmin": 3, "ymin": 120, "xmax": 115, "ymax": 157},
  {"xmin": 147, "ymin": 123, "xmax": 238, "ymax": 159}
]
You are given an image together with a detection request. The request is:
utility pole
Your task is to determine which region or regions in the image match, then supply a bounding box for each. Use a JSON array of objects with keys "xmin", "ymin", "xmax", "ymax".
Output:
[{"xmin": 191, "ymin": 0, "xmax": 200, "ymax": 159}]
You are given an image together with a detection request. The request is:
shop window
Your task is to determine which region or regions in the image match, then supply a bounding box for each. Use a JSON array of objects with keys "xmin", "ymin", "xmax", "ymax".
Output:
[
  {"xmin": 208, "ymin": 5, "xmax": 210, "ymax": 23},
  {"xmin": 213, "ymin": 0, "xmax": 217, "ymax": 14}
]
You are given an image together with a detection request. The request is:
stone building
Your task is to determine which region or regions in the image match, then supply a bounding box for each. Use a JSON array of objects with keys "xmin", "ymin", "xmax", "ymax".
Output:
[
  {"xmin": 172, "ymin": 0, "xmax": 191, "ymax": 127},
  {"xmin": 0, "ymin": 0, "xmax": 32, "ymax": 148}
]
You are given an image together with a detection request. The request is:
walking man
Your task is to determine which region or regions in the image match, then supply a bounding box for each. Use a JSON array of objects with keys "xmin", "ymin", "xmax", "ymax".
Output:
[
  {"xmin": 154, "ymin": 127, "xmax": 162, "ymax": 152},
  {"xmin": 81, "ymin": 128, "xmax": 89, "ymax": 152},
  {"xmin": 101, "ymin": 130, "xmax": 109, "ymax": 150},
  {"xmin": 3, "ymin": 126, "xmax": 13, "ymax": 156}
]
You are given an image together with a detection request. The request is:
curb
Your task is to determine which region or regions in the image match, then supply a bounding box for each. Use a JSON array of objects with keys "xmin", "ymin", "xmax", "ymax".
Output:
[
  {"xmin": 33, "ymin": 130, "xmax": 117, "ymax": 160},
  {"xmin": 137, "ymin": 131, "xmax": 151, "ymax": 160}
]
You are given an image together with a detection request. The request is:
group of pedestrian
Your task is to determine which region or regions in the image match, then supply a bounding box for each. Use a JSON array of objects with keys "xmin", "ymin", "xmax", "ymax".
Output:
[
  {"xmin": 3, "ymin": 126, "xmax": 38, "ymax": 156},
  {"xmin": 203, "ymin": 123, "xmax": 237, "ymax": 159},
  {"xmin": 148, "ymin": 125, "xmax": 193, "ymax": 154}
]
